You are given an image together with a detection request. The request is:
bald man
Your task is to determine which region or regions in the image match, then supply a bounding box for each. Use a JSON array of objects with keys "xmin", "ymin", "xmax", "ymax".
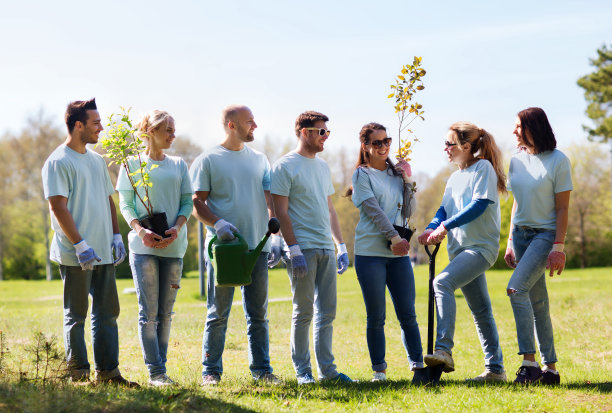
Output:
[{"xmin": 190, "ymin": 105, "xmax": 279, "ymax": 385}]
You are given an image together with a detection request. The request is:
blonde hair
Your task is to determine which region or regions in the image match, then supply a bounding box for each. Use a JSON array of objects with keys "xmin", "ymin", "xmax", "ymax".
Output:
[
  {"xmin": 137, "ymin": 110, "xmax": 173, "ymax": 139},
  {"xmin": 449, "ymin": 121, "xmax": 507, "ymax": 193}
]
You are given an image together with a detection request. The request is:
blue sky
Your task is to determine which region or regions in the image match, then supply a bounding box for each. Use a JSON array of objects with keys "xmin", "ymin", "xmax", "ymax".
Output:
[{"xmin": 1, "ymin": 0, "xmax": 610, "ymax": 174}]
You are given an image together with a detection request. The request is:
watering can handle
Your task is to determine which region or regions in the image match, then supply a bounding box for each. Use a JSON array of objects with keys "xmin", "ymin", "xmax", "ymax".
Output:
[{"xmin": 207, "ymin": 235, "xmax": 218, "ymax": 260}]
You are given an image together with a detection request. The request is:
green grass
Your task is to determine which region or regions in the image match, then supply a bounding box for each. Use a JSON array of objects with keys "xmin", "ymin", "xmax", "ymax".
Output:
[{"xmin": 0, "ymin": 265, "xmax": 611, "ymax": 412}]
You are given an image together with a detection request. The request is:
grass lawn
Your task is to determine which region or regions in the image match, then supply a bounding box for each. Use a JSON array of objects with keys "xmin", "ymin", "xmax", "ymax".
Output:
[{"xmin": 0, "ymin": 264, "xmax": 610, "ymax": 412}]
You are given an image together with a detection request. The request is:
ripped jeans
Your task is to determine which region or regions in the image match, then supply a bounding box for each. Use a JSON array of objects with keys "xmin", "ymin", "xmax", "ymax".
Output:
[
  {"xmin": 507, "ymin": 226, "xmax": 557, "ymax": 364},
  {"xmin": 130, "ymin": 253, "xmax": 183, "ymax": 378}
]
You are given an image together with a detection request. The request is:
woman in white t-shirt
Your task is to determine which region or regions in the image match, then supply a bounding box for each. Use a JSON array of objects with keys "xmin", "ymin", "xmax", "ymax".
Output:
[
  {"xmin": 116, "ymin": 110, "xmax": 193, "ymax": 387},
  {"xmin": 418, "ymin": 121, "xmax": 507, "ymax": 382},
  {"xmin": 347, "ymin": 122, "xmax": 426, "ymax": 384},
  {"xmin": 504, "ymin": 107, "xmax": 572, "ymax": 386}
]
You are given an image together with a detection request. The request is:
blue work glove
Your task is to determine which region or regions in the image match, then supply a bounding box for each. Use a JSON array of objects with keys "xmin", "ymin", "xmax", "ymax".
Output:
[
  {"xmin": 74, "ymin": 240, "xmax": 101, "ymax": 271},
  {"xmin": 214, "ymin": 219, "xmax": 238, "ymax": 242},
  {"xmin": 336, "ymin": 243, "xmax": 349, "ymax": 274},
  {"xmin": 267, "ymin": 235, "xmax": 283, "ymax": 268},
  {"xmin": 111, "ymin": 233, "xmax": 126, "ymax": 266},
  {"xmin": 288, "ymin": 244, "xmax": 308, "ymax": 279}
]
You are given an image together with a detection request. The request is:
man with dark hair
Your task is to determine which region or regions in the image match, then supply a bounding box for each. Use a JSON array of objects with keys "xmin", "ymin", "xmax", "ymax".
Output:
[
  {"xmin": 42, "ymin": 98, "xmax": 136, "ymax": 387},
  {"xmin": 271, "ymin": 110, "xmax": 352, "ymax": 385},
  {"xmin": 190, "ymin": 105, "xmax": 280, "ymax": 386}
]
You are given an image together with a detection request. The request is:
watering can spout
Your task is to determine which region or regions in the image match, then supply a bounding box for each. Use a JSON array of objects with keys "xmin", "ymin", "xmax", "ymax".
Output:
[{"xmin": 244, "ymin": 218, "xmax": 281, "ymax": 269}]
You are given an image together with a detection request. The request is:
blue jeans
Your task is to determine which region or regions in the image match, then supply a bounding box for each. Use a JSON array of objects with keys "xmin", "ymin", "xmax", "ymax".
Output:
[
  {"xmin": 508, "ymin": 226, "xmax": 557, "ymax": 364},
  {"xmin": 59, "ymin": 264, "xmax": 120, "ymax": 380},
  {"xmin": 202, "ymin": 252, "xmax": 272, "ymax": 378},
  {"xmin": 287, "ymin": 249, "xmax": 338, "ymax": 379},
  {"xmin": 130, "ymin": 254, "xmax": 182, "ymax": 378},
  {"xmin": 433, "ymin": 250, "xmax": 504, "ymax": 373},
  {"xmin": 355, "ymin": 255, "xmax": 423, "ymax": 371}
]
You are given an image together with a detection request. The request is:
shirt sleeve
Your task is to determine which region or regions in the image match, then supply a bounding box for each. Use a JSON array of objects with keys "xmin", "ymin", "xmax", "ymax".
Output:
[
  {"xmin": 262, "ymin": 157, "xmax": 271, "ymax": 191},
  {"xmin": 553, "ymin": 153, "xmax": 573, "ymax": 193},
  {"xmin": 472, "ymin": 161, "xmax": 497, "ymax": 201},
  {"xmin": 426, "ymin": 205, "xmax": 447, "ymax": 230},
  {"xmin": 443, "ymin": 198, "xmax": 492, "ymax": 230},
  {"xmin": 190, "ymin": 155, "xmax": 211, "ymax": 192},
  {"xmin": 42, "ymin": 159, "xmax": 71, "ymax": 199},
  {"xmin": 270, "ymin": 161, "xmax": 291, "ymax": 196},
  {"xmin": 118, "ymin": 190, "xmax": 140, "ymax": 225},
  {"xmin": 351, "ymin": 168, "xmax": 375, "ymax": 208}
]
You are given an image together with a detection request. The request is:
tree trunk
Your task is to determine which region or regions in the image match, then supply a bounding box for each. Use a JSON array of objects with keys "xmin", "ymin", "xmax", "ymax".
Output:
[
  {"xmin": 42, "ymin": 204, "xmax": 52, "ymax": 281},
  {"xmin": 0, "ymin": 247, "xmax": 4, "ymax": 281},
  {"xmin": 579, "ymin": 210, "xmax": 587, "ymax": 269}
]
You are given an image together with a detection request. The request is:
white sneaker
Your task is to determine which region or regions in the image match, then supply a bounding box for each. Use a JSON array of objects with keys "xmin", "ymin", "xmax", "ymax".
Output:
[
  {"xmin": 149, "ymin": 374, "xmax": 175, "ymax": 386},
  {"xmin": 371, "ymin": 372, "xmax": 387, "ymax": 382},
  {"xmin": 467, "ymin": 370, "xmax": 507, "ymax": 383},
  {"xmin": 297, "ymin": 373, "xmax": 316, "ymax": 385},
  {"xmin": 424, "ymin": 349, "xmax": 455, "ymax": 372},
  {"xmin": 255, "ymin": 372, "xmax": 282, "ymax": 385}
]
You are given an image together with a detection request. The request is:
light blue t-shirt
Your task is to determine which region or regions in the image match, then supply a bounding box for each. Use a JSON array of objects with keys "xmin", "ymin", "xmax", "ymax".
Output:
[
  {"xmin": 352, "ymin": 166, "xmax": 406, "ymax": 257},
  {"xmin": 508, "ymin": 149, "xmax": 573, "ymax": 230},
  {"xmin": 190, "ymin": 145, "xmax": 271, "ymax": 252},
  {"xmin": 117, "ymin": 154, "xmax": 193, "ymax": 258},
  {"xmin": 270, "ymin": 151, "xmax": 335, "ymax": 250},
  {"xmin": 441, "ymin": 159, "xmax": 500, "ymax": 265},
  {"xmin": 42, "ymin": 145, "xmax": 115, "ymax": 266}
]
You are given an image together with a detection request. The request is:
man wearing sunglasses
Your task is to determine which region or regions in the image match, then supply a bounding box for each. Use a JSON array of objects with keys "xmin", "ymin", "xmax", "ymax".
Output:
[{"xmin": 271, "ymin": 111, "xmax": 353, "ymax": 385}]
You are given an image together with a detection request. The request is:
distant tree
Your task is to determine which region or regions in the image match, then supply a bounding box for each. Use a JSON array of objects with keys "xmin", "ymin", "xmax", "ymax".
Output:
[
  {"xmin": 565, "ymin": 142, "xmax": 612, "ymax": 268},
  {"xmin": 577, "ymin": 44, "xmax": 612, "ymax": 142},
  {"xmin": 7, "ymin": 111, "xmax": 64, "ymax": 280}
]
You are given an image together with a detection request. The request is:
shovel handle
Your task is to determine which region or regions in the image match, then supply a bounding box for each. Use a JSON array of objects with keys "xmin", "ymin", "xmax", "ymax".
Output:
[{"xmin": 424, "ymin": 243, "xmax": 440, "ymax": 262}]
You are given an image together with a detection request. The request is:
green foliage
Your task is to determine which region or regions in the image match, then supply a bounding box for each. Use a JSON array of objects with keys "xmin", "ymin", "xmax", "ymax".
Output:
[
  {"xmin": 98, "ymin": 108, "xmax": 158, "ymax": 217},
  {"xmin": 389, "ymin": 56, "xmax": 426, "ymax": 161},
  {"xmin": 577, "ymin": 44, "xmax": 612, "ymax": 142},
  {"xmin": 23, "ymin": 331, "xmax": 64, "ymax": 384}
]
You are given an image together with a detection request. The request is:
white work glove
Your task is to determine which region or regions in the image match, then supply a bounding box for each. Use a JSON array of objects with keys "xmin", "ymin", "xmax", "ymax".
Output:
[
  {"xmin": 214, "ymin": 219, "xmax": 238, "ymax": 241},
  {"xmin": 74, "ymin": 240, "xmax": 101, "ymax": 271},
  {"xmin": 268, "ymin": 234, "xmax": 283, "ymax": 268},
  {"xmin": 111, "ymin": 234, "xmax": 126, "ymax": 266}
]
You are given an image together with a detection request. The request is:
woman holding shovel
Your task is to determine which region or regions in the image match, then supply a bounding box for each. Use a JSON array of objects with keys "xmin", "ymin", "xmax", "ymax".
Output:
[
  {"xmin": 504, "ymin": 107, "xmax": 571, "ymax": 385},
  {"xmin": 117, "ymin": 110, "xmax": 193, "ymax": 386},
  {"xmin": 347, "ymin": 122, "xmax": 427, "ymax": 383},
  {"xmin": 418, "ymin": 121, "xmax": 507, "ymax": 382}
]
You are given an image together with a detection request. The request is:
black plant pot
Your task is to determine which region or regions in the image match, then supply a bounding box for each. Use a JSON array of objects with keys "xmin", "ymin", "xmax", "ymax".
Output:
[
  {"xmin": 140, "ymin": 212, "xmax": 170, "ymax": 238},
  {"xmin": 387, "ymin": 225, "xmax": 414, "ymax": 247}
]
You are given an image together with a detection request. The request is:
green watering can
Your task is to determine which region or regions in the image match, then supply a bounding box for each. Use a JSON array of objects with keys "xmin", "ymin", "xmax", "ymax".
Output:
[{"xmin": 208, "ymin": 218, "xmax": 281, "ymax": 287}]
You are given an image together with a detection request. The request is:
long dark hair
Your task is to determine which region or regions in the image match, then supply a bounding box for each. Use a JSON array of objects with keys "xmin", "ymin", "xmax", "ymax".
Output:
[
  {"xmin": 517, "ymin": 107, "xmax": 556, "ymax": 154},
  {"xmin": 449, "ymin": 121, "xmax": 507, "ymax": 193},
  {"xmin": 345, "ymin": 122, "xmax": 401, "ymax": 197}
]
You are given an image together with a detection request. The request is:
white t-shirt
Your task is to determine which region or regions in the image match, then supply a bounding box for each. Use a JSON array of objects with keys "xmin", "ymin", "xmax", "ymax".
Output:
[
  {"xmin": 271, "ymin": 151, "xmax": 335, "ymax": 250},
  {"xmin": 190, "ymin": 145, "xmax": 271, "ymax": 252},
  {"xmin": 508, "ymin": 149, "xmax": 573, "ymax": 230},
  {"xmin": 42, "ymin": 145, "xmax": 115, "ymax": 266},
  {"xmin": 442, "ymin": 159, "xmax": 501, "ymax": 265}
]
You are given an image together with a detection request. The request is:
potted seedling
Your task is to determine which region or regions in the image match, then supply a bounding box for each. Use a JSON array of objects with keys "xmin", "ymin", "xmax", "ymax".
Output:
[
  {"xmin": 99, "ymin": 108, "xmax": 170, "ymax": 237},
  {"xmin": 386, "ymin": 56, "xmax": 427, "ymax": 240}
]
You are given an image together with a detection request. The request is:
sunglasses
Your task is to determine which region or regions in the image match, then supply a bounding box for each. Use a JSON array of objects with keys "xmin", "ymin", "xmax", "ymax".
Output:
[
  {"xmin": 444, "ymin": 141, "xmax": 458, "ymax": 148},
  {"xmin": 305, "ymin": 127, "xmax": 331, "ymax": 137},
  {"xmin": 368, "ymin": 137, "xmax": 392, "ymax": 148}
]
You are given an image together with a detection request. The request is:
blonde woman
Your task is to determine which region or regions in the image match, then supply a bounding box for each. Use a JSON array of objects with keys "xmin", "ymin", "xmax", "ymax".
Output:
[
  {"xmin": 418, "ymin": 122, "xmax": 507, "ymax": 382},
  {"xmin": 116, "ymin": 110, "xmax": 193, "ymax": 386}
]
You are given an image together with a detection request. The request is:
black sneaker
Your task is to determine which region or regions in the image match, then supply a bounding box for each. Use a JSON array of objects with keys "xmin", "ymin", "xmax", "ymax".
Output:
[
  {"xmin": 513, "ymin": 365, "xmax": 542, "ymax": 385},
  {"xmin": 99, "ymin": 374, "xmax": 140, "ymax": 388},
  {"xmin": 539, "ymin": 370, "xmax": 560, "ymax": 385}
]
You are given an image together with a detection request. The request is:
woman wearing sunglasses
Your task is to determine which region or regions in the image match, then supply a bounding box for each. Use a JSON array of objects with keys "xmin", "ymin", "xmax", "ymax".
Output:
[
  {"xmin": 116, "ymin": 110, "xmax": 193, "ymax": 386},
  {"xmin": 346, "ymin": 122, "xmax": 426, "ymax": 383},
  {"xmin": 504, "ymin": 107, "xmax": 571, "ymax": 385},
  {"xmin": 418, "ymin": 122, "xmax": 507, "ymax": 382}
]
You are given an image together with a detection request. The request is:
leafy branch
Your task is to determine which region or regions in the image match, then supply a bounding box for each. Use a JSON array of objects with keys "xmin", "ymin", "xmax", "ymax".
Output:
[
  {"xmin": 98, "ymin": 108, "xmax": 157, "ymax": 217},
  {"xmin": 388, "ymin": 56, "xmax": 426, "ymax": 161}
]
